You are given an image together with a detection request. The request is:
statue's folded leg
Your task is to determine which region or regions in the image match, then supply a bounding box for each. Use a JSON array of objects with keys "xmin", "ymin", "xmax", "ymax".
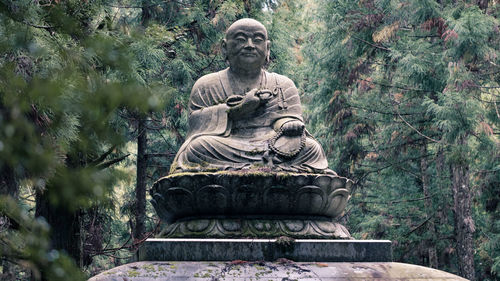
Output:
[
  {"xmin": 274, "ymin": 137, "xmax": 334, "ymax": 174},
  {"xmin": 175, "ymin": 135, "xmax": 267, "ymax": 171}
]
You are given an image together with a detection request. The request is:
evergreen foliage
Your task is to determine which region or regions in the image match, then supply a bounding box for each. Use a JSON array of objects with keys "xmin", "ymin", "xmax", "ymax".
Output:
[
  {"xmin": 0, "ymin": 0, "xmax": 498, "ymax": 280},
  {"xmin": 304, "ymin": 1, "xmax": 499, "ymax": 280},
  {"xmin": 0, "ymin": 0, "xmax": 164, "ymax": 279}
]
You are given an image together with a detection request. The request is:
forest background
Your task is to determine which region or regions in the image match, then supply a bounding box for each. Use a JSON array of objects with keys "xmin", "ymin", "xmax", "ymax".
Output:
[{"xmin": 0, "ymin": 0, "xmax": 498, "ymax": 280}]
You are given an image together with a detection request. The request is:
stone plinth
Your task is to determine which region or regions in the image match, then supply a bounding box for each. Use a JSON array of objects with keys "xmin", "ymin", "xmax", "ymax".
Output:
[
  {"xmin": 137, "ymin": 238, "xmax": 392, "ymax": 262},
  {"xmin": 89, "ymin": 261, "xmax": 467, "ymax": 280}
]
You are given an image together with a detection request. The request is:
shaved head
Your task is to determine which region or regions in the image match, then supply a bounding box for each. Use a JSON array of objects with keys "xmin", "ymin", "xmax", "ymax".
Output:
[{"xmin": 225, "ymin": 18, "xmax": 268, "ymax": 39}]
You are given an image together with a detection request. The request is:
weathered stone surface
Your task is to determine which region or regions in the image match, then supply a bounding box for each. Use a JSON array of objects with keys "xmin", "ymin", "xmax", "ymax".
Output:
[
  {"xmin": 136, "ymin": 238, "xmax": 392, "ymax": 262},
  {"xmin": 151, "ymin": 172, "xmax": 351, "ymax": 223},
  {"xmin": 89, "ymin": 261, "xmax": 468, "ymax": 280},
  {"xmin": 160, "ymin": 218, "xmax": 351, "ymax": 239}
]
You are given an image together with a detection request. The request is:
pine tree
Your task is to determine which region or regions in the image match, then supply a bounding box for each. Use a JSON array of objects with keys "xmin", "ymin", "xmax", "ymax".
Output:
[
  {"xmin": 0, "ymin": 0, "xmax": 162, "ymax": 279},
  {"xmin": 304, "ymin": 1, "xmax": 499, "ymax": 279}
]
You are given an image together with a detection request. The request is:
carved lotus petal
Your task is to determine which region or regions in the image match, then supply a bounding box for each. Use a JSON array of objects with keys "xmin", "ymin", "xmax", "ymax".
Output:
[
  {"xmin": 313, "ymin": 175, "xmax": 332, "ymax": 189},
  {"xmin": 282, "ymin": 220, "xmax": 306, "ymax": 232},
  {"xmin": 220, "ymin": 219, "xmax": 242, "ymax": 232},
  {"xmin": 232, "ymin": 185, "xmax": 261, "ymax": 214},
  {"xmin": 196, "ymin": 185, "xmax": 228, "ymax": 214},
  {"xmin": 264, "ymin": 186, "xmax": 291, "ymax": 214},
  {"xmin": 295, "ymin": 186, "xmax": 326, "ymax": 214},
  {"xmin": 186, "ymin": 219, "xmax": 211, "ymax": 233},
  {"xmin": 325, "ymin": 188, "xmax": 350, "ymax": 218},
  {"xmin": 165, "ymin": 187, "xmax": 194, "ymax": 218},
  {"xmin": 150, "ymin": 172, "xmax": 352, "ymax": 223}
]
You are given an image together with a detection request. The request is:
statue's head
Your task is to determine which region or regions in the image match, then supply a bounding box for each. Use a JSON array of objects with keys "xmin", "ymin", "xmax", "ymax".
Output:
[{"xmin": 222, "ymin": 18, "xmax": 270, "ymax": 72}]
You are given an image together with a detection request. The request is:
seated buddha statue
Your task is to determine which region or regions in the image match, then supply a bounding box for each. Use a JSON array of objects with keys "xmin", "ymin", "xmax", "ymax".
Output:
[{"xmin": 170, "ymin": 18, "xmax": 333, "ymax": 174}]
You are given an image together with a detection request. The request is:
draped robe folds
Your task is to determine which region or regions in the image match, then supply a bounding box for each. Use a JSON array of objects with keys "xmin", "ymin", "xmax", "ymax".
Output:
[{"xmin": 170, "ymin": 68, "xmax": 330, "ymax": 174}]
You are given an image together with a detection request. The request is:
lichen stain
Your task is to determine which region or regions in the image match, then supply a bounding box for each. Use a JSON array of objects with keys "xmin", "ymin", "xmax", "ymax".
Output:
[{"xmin": 127, "ymin": 270, "xmax": 140, "ymax": 277}]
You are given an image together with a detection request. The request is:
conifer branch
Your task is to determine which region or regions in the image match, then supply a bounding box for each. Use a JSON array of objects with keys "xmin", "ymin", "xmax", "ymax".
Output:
[
  {"xmin": 360, "ymin": 78, "xmax": 431, "ymax": 92},
  {"xmin": 494, "ymin": 101, "xmax": 500, "ymax": 119},
  {"xmin": 96, "ymin": 154, "xmax": 130, "ymax": 170},
  {"xmin": 349, "ymin": 104, "xmax": 425, "ymax": 116},
  {"xmin": 354, "ymin": 194, "xmax": 435, "ymax": 205},
  {"xmin": 198, "ymin": 54, "xmax": 218, "ymax": 73},
  {"xmin": 153, "ymin": 128, "xmax": 174, "ymax": 146},
  {"xmin": 168, "ymin": 122, "xmax": 185, "ymax": 143},
  {"xmin": 21, "ymin": 21, "xmax": 56, "ymax": 30},
  {"xmin": 6, "ymin": 16, "xmax": 57, "ymax": 31},
  {"xmin": 0, "ymin": 2, "xmax": 57, "ymax": 30},
  {"xmin": 359, "ymin": 152, "xmax": 435, "ymax": 175},
  {"xmin": 145, "ymin": 152, "xmax": 175, "ymax": 158},
  {"xmin": 396, "ymin": 111, "xmax": 443, "ymax": 144},
  {"xmin": 389, "ymin": 96, "xmax": 444, "ymax": 145},
  {"xmin": 471, "ymin": 95, "xmax": 499, "ymax": 104},
  {"xmin": 351, "ymin": 35, "xmax": 391, "ymax": 51},
  {"xmin": 90, "ymin": 145, "xmax": 117, "ymax": 166},
  {"xmin": 366, "ymin": 138, "xmax": 435, "ymax": 179},
  {"xmin": 408, "ymin": 34, "xmax": 440, "ymax": 38},
  {"xmin": 145, "ymin": 123, "xmax": 166, "ymax": 130},
  {"xmin": 106, "ymin": 0, "xmax": 189, "ymax": 9},
  {"xmin": 405, "ymin": 215, "xmax": 434, "ymax": 236},
  {"xmin": 475, "ymin": 85, "xmax": 500, "ymax": 89}
]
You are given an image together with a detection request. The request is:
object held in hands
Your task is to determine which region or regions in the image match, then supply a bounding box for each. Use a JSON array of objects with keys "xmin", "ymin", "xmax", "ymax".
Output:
[
  {"xmin": 226, "ymin": 95, "xmax": 244, "ymax": 107},
  {"xmin": 256, "ymin": 89, "xmax": 273, "ymax": 103},
  {"xmin": 269, "ymin": 127, "xmax": 306, "ymax": 158}
]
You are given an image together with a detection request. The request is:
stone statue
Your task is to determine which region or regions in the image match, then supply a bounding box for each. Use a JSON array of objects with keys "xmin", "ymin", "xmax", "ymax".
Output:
[
  {"xmin": 170, "ymin": 18, "xmax": 333, "ymax": 174},
  {"xmin": 151, "ymin": 18, "xmax": 351, "ymax": 239}
]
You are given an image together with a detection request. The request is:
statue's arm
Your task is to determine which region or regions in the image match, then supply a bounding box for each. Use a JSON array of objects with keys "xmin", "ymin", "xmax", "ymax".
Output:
[
  {"xmin": 226, "ymin": 89, "xmax": 262, "ymax": 120},
  {"xmin": 187, "ymin": 79, "xmax": 230, "ymax": 137}
]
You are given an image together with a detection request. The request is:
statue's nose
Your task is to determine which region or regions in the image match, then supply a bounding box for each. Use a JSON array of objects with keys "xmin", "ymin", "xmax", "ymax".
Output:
[{"xmin": 244, "ymin": 38, "xmax": 255, "ymax": 48}]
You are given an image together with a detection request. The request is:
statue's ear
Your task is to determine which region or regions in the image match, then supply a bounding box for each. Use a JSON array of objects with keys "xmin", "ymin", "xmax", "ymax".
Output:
[
  {"xmin": 222, "ymin": 39, "xmax": 227, "ymax": 60},
  {"xmin": 266, "ymin": 40, "xmax": 271, "ymax": 63}
]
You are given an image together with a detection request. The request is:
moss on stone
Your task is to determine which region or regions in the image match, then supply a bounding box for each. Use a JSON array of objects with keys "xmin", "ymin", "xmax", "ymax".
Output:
[
  {"xmin": 142, "ymin": 264, "xmax": 155, "ymax": 272},
  {"xmin": 156, "ymin": 265, "xmax": 166, "ymax": 271},
  {"xmin": 164, "ymin": 169, "xmax": 321, "ymax": 179},
  {"xmin": 127, "ymin": 270, "xmax": 140, "ymax": 277}
]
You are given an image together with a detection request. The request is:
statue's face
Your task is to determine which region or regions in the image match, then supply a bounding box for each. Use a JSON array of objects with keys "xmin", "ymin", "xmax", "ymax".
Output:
[{"xmin": 223, "ymin": 20, "xmax": 269, "ymax": 72}]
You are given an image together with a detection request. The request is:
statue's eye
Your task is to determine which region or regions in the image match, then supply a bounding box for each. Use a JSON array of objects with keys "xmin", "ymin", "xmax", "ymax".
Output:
[
  {"xmin": 235, "ymin": 36, "xmax": 246, "ymax": 42},
  {"xmin": 254, "ymin": 38, "xmax": 264, "ymax": 43}
]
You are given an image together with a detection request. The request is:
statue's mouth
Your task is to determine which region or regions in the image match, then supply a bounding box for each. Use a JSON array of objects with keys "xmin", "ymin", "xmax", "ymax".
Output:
[{"xmin": 240, "ymin": 52, "xmax": 257, "ymax": 57}]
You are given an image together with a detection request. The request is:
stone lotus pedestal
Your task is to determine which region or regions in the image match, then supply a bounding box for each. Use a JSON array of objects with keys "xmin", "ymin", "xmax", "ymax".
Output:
[{"xmin": 150, "ymin": 171, "xmax": 352, "ymax": 239}]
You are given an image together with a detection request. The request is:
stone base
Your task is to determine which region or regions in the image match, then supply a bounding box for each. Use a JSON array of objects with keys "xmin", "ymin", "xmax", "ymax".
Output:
[
  {"xmin": 89, "ymin": 261, "xmax": 467, "ymax": 280},
  {"xmin": 160, "ymin": 218, "xmax": 351, "ymax": 239},
  {"xmin": 137, "ymin": 238, "xmax": 392, "ymax": 262},
  {"xmin": 151, "ymin": 172, "xmax": 352, "ymax": 223}
]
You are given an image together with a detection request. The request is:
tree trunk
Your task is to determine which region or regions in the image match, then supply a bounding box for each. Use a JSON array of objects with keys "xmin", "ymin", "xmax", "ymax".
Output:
[
  {"xmin": 243, "ymin": 0, "xmax": 252, "ymax": 15},
  {"xmin": 1, "ymin": 165, "xmax": 19, "ymax": 278},
  {"xmin": 141, "ymin": 0, "xmax": 153, "ymax": 27},
  {"xmin": 35, "ymin": 190, "xmax": 81, "ymax": 268},
  {"xmin": 134, "ymin": 117, "xmax": 147, "ymax": 241},
  {"xmin": 420, "ymin": 145, "xmax": 438, "ymax": 269},
  {"xmin": 0, "ymin": 165, "xmax": 18, "ymax": 197},
  {"xmin": 477, "ymin": 0, "xmax": 488, "ymax": 11},
  {"xmin": 451, "ymin": 136, "xmax": 476, "ymax": 280}
]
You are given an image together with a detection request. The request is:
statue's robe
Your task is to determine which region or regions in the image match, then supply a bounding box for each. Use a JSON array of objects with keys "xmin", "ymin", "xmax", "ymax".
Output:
[{"xmin": 170, "ymin": 68, "xmax": 330, "ymax": 173}]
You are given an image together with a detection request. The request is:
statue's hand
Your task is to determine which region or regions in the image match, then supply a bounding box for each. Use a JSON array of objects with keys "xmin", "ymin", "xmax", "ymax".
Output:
[
  {"xmin": 281, "ymin": 120, "xmax": 305, "ymax": 136},
  {"xmin": 227, "ymin": 88, "xmax": 261, "ymax": 119}
]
